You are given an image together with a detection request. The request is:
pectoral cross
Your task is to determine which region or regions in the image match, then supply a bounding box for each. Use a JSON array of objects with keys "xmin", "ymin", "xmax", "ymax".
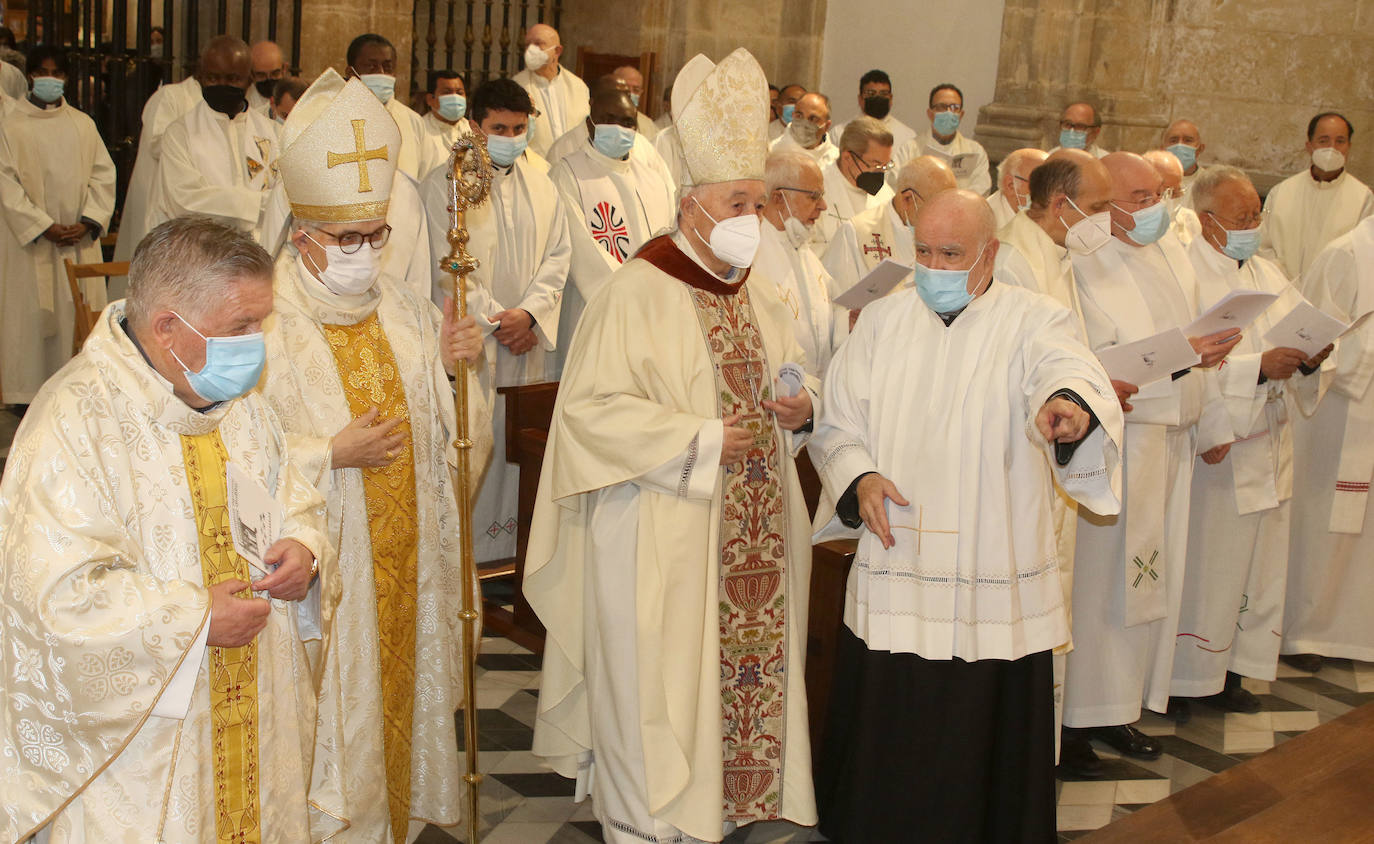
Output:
[
  {"xmin": 327, "ymin": 119, "xmax": 389, "ymax": 193},
  {"xmin": 892, "ymin": 505, "xmax": 958, "ymax": 554},
  {"xmin": 862, "ymin": 233, "xmax": 892, "ymax": 260}
]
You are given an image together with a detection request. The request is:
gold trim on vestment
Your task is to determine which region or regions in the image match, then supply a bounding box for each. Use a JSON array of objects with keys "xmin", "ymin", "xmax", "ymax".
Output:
[{"xmin": 289, "ymin": 200, "xmax": 391, "ymax": 223}]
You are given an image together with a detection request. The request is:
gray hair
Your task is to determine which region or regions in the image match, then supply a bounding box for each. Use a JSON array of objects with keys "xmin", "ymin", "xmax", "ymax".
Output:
[
  {"xmin": 838, "ymin": 116, "xmax": 893, "ymax": 156},
  {"xmin": 764, "ymin": 150, "xmax": 818, "ymax": 194},
  {"xmin": 1190, "ymin": 165, "xmax": 1251, "ymax": 214},
  {"xmin": 995, "ymin": 148, "xmax": 1043, "ymax": 190},
  {"xmin": 126, "ymin": 216, "xmax": 275, "ymax": 330}
]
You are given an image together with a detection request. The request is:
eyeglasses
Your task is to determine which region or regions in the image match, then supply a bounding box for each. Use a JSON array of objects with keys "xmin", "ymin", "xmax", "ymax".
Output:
[
  {"xmin": 1112, "ymin": 193, "xmax": 1162, "ymax": 210},
  {"xmin": 850, "ymin": 150, "xmax": 895, "ymax": 173},
  {"xmin": 861, "ymin": 89, "xmax": 892, "ymax": 100},
  {"xmin": 778, "ymin": 186, "xmax": 824, "ymax": 202},
  {"xmin": 317, "ymin": 224, "xmax": 393, "ymax": 253},
  {"xmin": 1204, "ymin": 209, "xmax": 1265, "ymax": 230},
  {"xmin": 1163, "ymin": 187, "xmax": 1186, "ymax": 200},
  {"xmin": 1059, "ymin": 120, "xmax": 1098, "ymax": 132},
  {"xmin": 901, "ymin": 188, "xmax": 926, "ymax": 203},
  {"xmin": 930, "ymin": 103, "xmax": 962, "ymax": 113}
]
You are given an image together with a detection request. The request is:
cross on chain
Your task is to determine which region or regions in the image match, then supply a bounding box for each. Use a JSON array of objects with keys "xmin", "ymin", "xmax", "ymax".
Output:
[
  {"xmin": 327, "ymin": 118, "xmax": 389, "ymax": 193},
  {"xmin": 862, "ymin": 232, "xmax": 892, "ymax": 260}
]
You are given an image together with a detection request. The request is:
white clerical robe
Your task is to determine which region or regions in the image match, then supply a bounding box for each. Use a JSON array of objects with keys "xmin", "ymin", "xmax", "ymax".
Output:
[
  {"xmin": 0, "ymin": 61, "xmax": 25, "ymax": 100},
  {"xmin": 422, "ymin": 109, "xmax": 473, "ymax": 152},
  {"xmin": 769, "ymin": 128, "xmax": 840, "ymax": 170},
  {"xmin": 635, "ymin": 110, "xmax": 658, "ymax": 141},
  {"xmin": 1171, "ymin": 204, "xmax": 1202, "ymax": 245},
  {"xmin": 513, "ymin": 65, "xmax": 591, "ymax": 157},
  {"xmin": 0, "ymin": 96, "xmax": 114, "ymax": 404},
  {"xmin": 1180, "ymin": 163, "xmax": 1210, "ymax": 200},
  {"xmin": 1259, "ymin": 168, "xmax": 1374, "ymax": 280},
  {"xmin": 151, "ymin": 100, "xmax": 279, "ymax": 240},
  {"xmin": 821, "ymin": 199, "xmax": 912, "ymax": 299},
  {"xmin": 828, "ymin": 113, "xmax": 918, "ymax": 152},
  {"xmin": 754, "ymin": 221, "xmax": 848, "ymax": 378},
  {"xmin": 111, "ymin": 76, "xmax": 201, "ymax": 291},
  {"xmin": 550, "ymin": 135, "xmax": 676, "ymax": 354},
  {"xmin": 811, "ymin": 280, "xmax": 1123, "ymax": 660},
  {"xmin": 653, "ymin": 124, "xmax": 689, "ymax": 189},
  {"xmin": 895, "ymin": 129, "xmax": 992, "ymax": 195},
  {"xmin": 261, "ymin": 254, "xmax": 492, "ymax": 842},
  {"xmin": 545, "ymin": 125, "xmax": 664, "ymax": 168},
  {"xmin": 247, "ymin": 82, "xmax": 272, "ymax": 117},
  {"xmin": 1064, "ymin": 235, "xmax": 1232, "ymax": 724},
  {"xmin": 0, "ymin": 302, "xmax": 345, "ymax": 844},
  {"xmin": 420, "ymin": 152, "xmax": 571, "ymax": 562},
  {"xmin": 815, "ymin": 161, "xmax": 893, "ymax": 257},
  {"xmin": 526, "ymin": 231, "xmax": 819, "ymax": 843},
  {"xmin": 386, "ymin": 97, "xmax": 448, "ymax": 180},
  {"xmin": 1172, "ymin": 238, "xmax": 1320, "ymax": 693},
  {"xmin": 995, "ymin": 211, "xmax": 1086, "ymax": 335},
  {"xmin": 1284, "ymin": 217, "xmax": 1374, "ymax": 660},
  {"xmin": 990, "ymin": 190, "xmax": 1019, "ymax": 230}
]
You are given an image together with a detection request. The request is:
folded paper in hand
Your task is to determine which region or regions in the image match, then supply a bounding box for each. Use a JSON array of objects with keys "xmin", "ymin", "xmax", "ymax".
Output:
[
  {"xmin": 226, "ymin": 462, "xmax": 284, "ymax": 576},
  {"xmin": 1263, "ymin": 302, "xmax": 1371, "ymax": 358},
  {"xmin": 1184, "ymin": 288, "xmax": 1279, "ymax": 338},
  {"xmin": 1095, "ymin": 327, "xmax": 1202, "ymax": 388},
  {"xmin": 833, "ymin": 259, "xmax": 913, "ymax": 310}
]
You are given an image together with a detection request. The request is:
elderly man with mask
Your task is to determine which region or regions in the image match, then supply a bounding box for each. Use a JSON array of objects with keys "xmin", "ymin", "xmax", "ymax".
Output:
[
  {"xmin": 1051, "ymin": 101, "xmax": 1109, "ymax": 159},
  {"xmin": 1172, "ymin": 165, "xmax": 1330, "ymax": 722},
  {"xmin": 263, "ymin": 76, "xmax": 491, "ymax": 843},
  {"xmin": 0, "ymin": 217, "xmax": 344, "ymax": 843},
  {"xmin": 769, "ymin": 90, "xmax": 839, "ymax": 169},
  {"xmin": 894, "ymin": 83, "xmax": 991, "ymax": 195},
  {"xmin": 1059, "ymin": 152, "xmax": 1238, "ymax": 778},
  {"xmin": 612, "ymin": 63, "xmax": 658, "ymax": 140},
  {"xmin": 1259, "ymin": 112, "xmax": 1374, "ymax": 280},
  {"xmin": 551, "ymin": 77, "xmax": 676, "ymax": 351},
  {"xmin": 514, "ymin": 23, "xmax": 590, "ymax": 157},
  {"xmin": 524, "ymin": 49, "xmax": 819, "ymax": 843},
  {"xmin": 812, "ymin": 188, "xmax": 1123, "ymax": 841},
  {"xmin": 757, "ymin": 149, "xmax": 847, "ymax": 378},
  {"xmin": 149, "ymin": 36, "xmax": 280, "ymax": 241},
  {"xmin": 247, "ymin": 39, "xmax": 286, "ymax": 116},
  {"xmin": 828, "ymin": 69, "xmax": 918, "ymax": 156},
  {"xmin": 1161, "ymin": 118, "xmax": 1208, "ymax": 194},
  {"xmin": 1144, "ymin": 148, "xmax": 1202, "ymax": 245},
  {"xmin": 815, "ymin": 115, "xmax": 895, "ymax": 255},
  {"xmin": 990, "ymin": 147, "xmax": 1048, "ymax": 229},
  {"xmin": 823, "ymin": 154, "xmax": 955, "ymax": 298}
]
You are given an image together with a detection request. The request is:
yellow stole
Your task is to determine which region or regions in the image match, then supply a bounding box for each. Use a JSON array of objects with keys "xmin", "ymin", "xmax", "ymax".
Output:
[
  {"xmin": 322, "ymin": 311, "xmax": 421, "ymax": 844},
  {"xmin": 179, "ymin": 430, "xmax": 261, "ymax": 844}
]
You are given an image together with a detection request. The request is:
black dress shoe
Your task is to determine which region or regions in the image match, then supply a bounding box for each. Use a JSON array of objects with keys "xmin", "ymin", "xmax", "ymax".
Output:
[
  {"xmin": 1166, "ymin": 697, "xmax": 1192, "ymax": 725},
  {"xmin": 1087, "ymin": 724, "xmax": 1162, "ymax": 760},
  {"xmin": 1200, "ymin": 671, "xmax": 1262, "ymax": 713},
  {"xmin": 1057, "ymin": 731, "xmax": 1105, "ymax": 779},
  {"xmin": 1282, "ymin": 653, "xmax": 1324, "ymax": 673}
]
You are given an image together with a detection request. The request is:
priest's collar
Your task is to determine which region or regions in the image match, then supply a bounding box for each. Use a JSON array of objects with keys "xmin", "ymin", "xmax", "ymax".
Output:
[
  {"xmin": 1308, "ymin": 167, "xmax": 1345, "ymax": 186},
  {"xmin": 636, "ymin": 232, "xmax": 750, "ymax": 295}
]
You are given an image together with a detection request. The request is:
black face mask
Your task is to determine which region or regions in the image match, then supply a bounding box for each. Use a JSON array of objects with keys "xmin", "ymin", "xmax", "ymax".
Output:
[
  {"xmin": 203, "ymin": 84, "xmax": 247, "ymax": 117},
  {"xmin": 855, "ymin": 170, "xmax": 886, "ymax": 196},
  {"xmin": 254, "ymin": 78, "xmax": 275, "ymax": 99},
  {"xmin": 863, "ymin": 95, "xmax": 891, "ymax": 119}
]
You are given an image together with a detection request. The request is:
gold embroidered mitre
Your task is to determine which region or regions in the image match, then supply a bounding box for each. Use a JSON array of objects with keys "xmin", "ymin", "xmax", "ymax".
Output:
[
  {"xmin": 277, "ymin": 73, "xmax": 401, "ymax": 223},
  {"xmin": 675, "ymin": 48, "xmax": 769, "ymax": 187}
]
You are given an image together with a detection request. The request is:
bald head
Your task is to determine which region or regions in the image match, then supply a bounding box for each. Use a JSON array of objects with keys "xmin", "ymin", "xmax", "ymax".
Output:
[
  {"xmin": 1143, "ymin": 149, "xmax": 1183, "ymax": 195},
  {"xmin": 896, "ymin": 155, "xmax": 957, "ymax": 199},
  {"xmin": 526, "ymin": 23, "xmax": 560, "ymax": 48},
  {"xmin": 250, "ymin": 40, "xmax": 283, "ymax": 73},
  {"xmin": 590, "ymin": 73, "xmax": 630, "ymax": 99},
  {"xmin": 912, "ymin": 189, "xmax": 999, "ymax": 302},
  {"xmin": 794, "ymin": 92, "xmax": 830, "ymax": 123},
  {"xmin": 1101, "ymin": 152, "xmax": 1164, "ymax": 245},
  {"xmin": 1027, "ymin": 150, "xmax": 1113, "ymax": 247},
  {"xmin": 997, "ymin": 147, "xmax": 1048, "ymax": 208},
  {"xmin": 588, "ymin": 74, "xmax": 636, "ymax": 130},
  {"xmin": 200, "ymin": 36, "xmax": 251, "ymax": 89},
  {"xmin": 612, "ymin": 65, "xmax": 644, "ymax": 99}
]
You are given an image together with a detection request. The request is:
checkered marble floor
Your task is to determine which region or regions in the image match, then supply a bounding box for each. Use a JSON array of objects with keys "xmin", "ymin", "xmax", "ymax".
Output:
[{"xmin": 424, "ymin": 633, "xmax": 1374, "ymax": 843}]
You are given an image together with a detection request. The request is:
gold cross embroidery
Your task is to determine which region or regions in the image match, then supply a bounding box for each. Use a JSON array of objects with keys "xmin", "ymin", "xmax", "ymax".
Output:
[
  {"xmin": 891, "ymin": 505, "xmax": 958, "ymax": 554},
  {"xmin": 327, "ymin": 119, "xmax": 389, "ymax": 193}
]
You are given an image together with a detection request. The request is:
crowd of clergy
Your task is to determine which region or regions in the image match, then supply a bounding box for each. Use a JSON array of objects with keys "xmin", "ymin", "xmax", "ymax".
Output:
[{"xmin": 0, "ymin": 17, "xmax": 1372, "ymax": 844}]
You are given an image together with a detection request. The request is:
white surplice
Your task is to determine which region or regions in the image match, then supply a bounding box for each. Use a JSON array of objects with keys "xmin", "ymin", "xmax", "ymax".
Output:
[
  {"xmin": 635, "ymin": 110, "xmax": 659, "ymax": 141},
  {"xmin": 1063, "ymin": 234, "xmax": 1231, "ymax": 724},
  {"xmin": 0, "ymin": 61, "xmax": 25, "ymax": 100},
  {"xmin": 150, "ymin": 100, "xmax": 279, "ymax": 240},
  {"xmin": 1284, "ymin": 217, "xmax": 1374, "ymax": 660},
  {"xmin": 894, "ymin": 128, "xmax": 991, "ymax": 195},
  {"xmin": 422, "ymin": 109, "xmax": 473, "ymax": 153},
  {"xmin": 261, "ymin": 254, "xmax": 492, "ymax": 842},
  {"xmin": 420, "ymin": 151, "xmax": 571, "ymax": 562},
  {"xmin": 753, "ymin": 221, "xmax": 848, "ymax": 378},
  {"xmin": 0, "ymin": 302, "xmax": 344, "ymax": 844},
  {"xmin": 653, "ymin": 125, "xmax": 689, "ymax": 190},
  {"xmin": 815, "ymin": 161, "xmax": 893, "ymax": 257},
  {"xmin": 545, "ymin": 125, "xmax": 664, "ymax": 168},
  {"xmin": 513, "ymin": 65, "xmax": 591, "ymax": 158},
  {"xmin": 1172, "ymin": 238, "xmax": 1319, "ymax": 693},
  {"xmin": 550, "ymin": 133, "xmax": 676, "ymax": 354},
  {"xmin": 995, "ymin": 211, "xmax": 1087, "ymax": 336},
  {"xmin": 990, "ymin": 190, "xmax": 1019, "ymax": 231},
  {"xmin": 385, "ymin": 97, "xmax": 449, "ymax": 180},
  {"xmin": 768, "ymin": 127, "xmax": 840, "ymax": 170},
  {"xmin": 525, "ymin": 232, "xmax": 819, "ymax": 843},
  {"xmin": 0, "ymin": 96, "xmax": 114, "ymax": 404},
  {"xmin": 821, "ymin": 199, "xmax": 912, "ymax": 298},
  {"xmin": 811, "ymin": 280, "xmax": 1123, "ymax": 660},
  {"xmin": 1259, "ymin": 168, "xmax": 1374, "ymax": 280}
]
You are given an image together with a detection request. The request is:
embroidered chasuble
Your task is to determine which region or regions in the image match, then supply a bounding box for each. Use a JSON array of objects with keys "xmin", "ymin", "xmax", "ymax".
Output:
[
  {"xmin": 180, "ymin": 430, "xmax": 262, "ymax": 844},
  {"xmin": 322, "ymin": 312, "xmax": 421, "ymax": 844},
  {"xmin": 666, "ymin": 238, "xmax": 790, "ymax": 823}
]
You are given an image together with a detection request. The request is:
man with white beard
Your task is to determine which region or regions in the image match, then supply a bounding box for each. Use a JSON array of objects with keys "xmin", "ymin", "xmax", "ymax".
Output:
[
  {"xmin": 1059, "ymin": 152, "xmax": 1237, "ymax": 777},
  {"xmin": 1171, "ymin": 166, "xmax": 1330, "ymax": 721},
  {"xmin": 769, "ymin": 91, "xmax": 839, "ymax": 169},
  {"xmin": 1259, "ymin": 112, "xmax": 1373, "ymax": 280},
  {"xmin": 1144, "ymin": 149, "xmax": 1202, "ymax": 245},
  {"xmin": 756, "ymin": 149, "xmax": 847, "ymax": 378},
  {"xmin": 989, "ymin": 147, "xmax": 1047, "ymax": 230},
  {"xmin": 513, "ymin": 23, "xmax": 590, "ymax": 157}
]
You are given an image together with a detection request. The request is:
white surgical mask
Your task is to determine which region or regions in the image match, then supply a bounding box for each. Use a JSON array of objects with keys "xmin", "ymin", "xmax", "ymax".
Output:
[
  {"xmin": 1311, "ymin": 147, "xmax": 1346, "ymax": 173},
  {"xmin": 1060, "ymin": 196, "xmax": 1112, "ymax": 254},
  {"xmin": 301, "ymin": 231, "xmax": 382, "ymax": 295},
  {"xmin": 779, "ymin": 192, "xmax": 812, "ymax": 249},
  {"xmin": 690, "ymin": 197, "xmax": 761, "ymax": 269},
  {"xmin": 524, "ymin": 43, "xmax": 551, "ymax": 72}
]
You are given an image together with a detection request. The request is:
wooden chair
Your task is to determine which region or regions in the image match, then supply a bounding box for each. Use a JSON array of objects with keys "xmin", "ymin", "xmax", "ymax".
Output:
[
  {"xmin": 63, "ymin": 259, "xmax": 125, "ymax": 355},
  {"xmin": 575, "ymin": 48, "xmax": 658, "ymax": 118}
]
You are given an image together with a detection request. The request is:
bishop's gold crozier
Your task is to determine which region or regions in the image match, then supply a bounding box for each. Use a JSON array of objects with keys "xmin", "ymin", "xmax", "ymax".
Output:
[{"xmin": 440, "ymin": 133, "xmax": 494, "ymax": 843}]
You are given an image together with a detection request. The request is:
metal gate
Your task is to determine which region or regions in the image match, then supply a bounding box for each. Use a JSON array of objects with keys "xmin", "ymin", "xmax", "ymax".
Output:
[{"xmin": 410, "ymin": 0, "xmax": 563, "ymax": 94}]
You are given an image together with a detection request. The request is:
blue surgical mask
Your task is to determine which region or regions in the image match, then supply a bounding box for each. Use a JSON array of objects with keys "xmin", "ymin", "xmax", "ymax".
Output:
[
  {"xmin": 781, "ymin": 103, "xmax": 795, "ymax": 125},
  {"xmin": 1112, "ymin": 199, "xmax": 1170, "ymax": 246},
  {"xmin": 31, "ymin": 76, "xmax": 64, "ymax": 103},
  {"xmin": 168, "ymin": 312, "xmax": 266, "ymax": 403},
  {"xmin": 1166, "ymin": 143, "xmax": 1197, "ymax": 172},
  {"xmin": 630, "ymin": 92, "xmax": 641, "ymax": 108},
  {"xmin": 1206, "ymin": 213, "xmax": 1261, "ymax": 262},
  {"xmin": 914, "ymin": 242, "xmax": 990, "ymax": 315},
  {"xmin": 932, "ymin": 111, "xmax": 960, "ymax": 137},
  {"xmin": 486, "ymin": 131, "xmax": 528, "ymax": 167},
  {"xmin": 592, "ymin": 123, "xmax": 636, "ymax": 159},
  {"xmin": 359, "ymin": 72, "xmax": 396, "ymax": 104},
  {"xmin": 437, "ymin": 93, "xmax": 466, "ymax": 121},
  {"xmin": 1059, "ymin": 128, "xmax": 1088, "ymax": 150}
]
